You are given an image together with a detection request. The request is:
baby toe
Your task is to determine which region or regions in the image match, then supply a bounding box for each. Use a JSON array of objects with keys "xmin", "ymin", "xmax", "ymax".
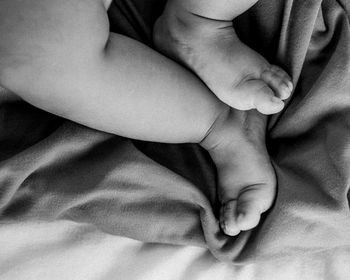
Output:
[
  {"xmin": 220, "ymin": 200, "xmax": 241, "ymax": 236},
  {"xmin": 261, "ymin": 66, "xmax": 293, "ymax": 100},
  {"xmin": 269, "ymin": 65, "xmax": 293, "ymax": 90}
]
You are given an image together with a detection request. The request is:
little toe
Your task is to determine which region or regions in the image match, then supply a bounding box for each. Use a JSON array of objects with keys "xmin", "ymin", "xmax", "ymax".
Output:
[
  {"xmin": 220, "ymin": 200, "xmax": 241, "ymax": 236},
  {"xmin": 269, "ymin": 65, "xmax": 293, "ymax": 91},
  {"xmin": 261, "ymin": 66, "xmax": 293, "ymax": 100}
]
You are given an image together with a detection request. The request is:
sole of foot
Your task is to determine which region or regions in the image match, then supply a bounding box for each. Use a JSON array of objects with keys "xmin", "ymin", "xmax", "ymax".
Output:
[
  {"xmin": 200, "ymin": 108, "xmax": 276, "ymax": 236},
  {"xmin": 153, "ymin": 10, "xmax": 293, "ymax": 115}
]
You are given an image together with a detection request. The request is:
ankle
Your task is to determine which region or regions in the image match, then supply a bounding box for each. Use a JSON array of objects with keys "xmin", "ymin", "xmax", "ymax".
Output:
[
  {"xmin": 199, "ymin": 106, "xmax": 235, "ymax": 152},
  {"xmin": 200, "ymin": 108, "xmax": 268, "ymax": 154}
]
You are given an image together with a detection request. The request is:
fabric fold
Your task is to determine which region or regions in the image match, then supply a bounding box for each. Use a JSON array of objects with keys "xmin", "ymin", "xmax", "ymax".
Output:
[{"xmin": 0, "ymin": 0, "xmax": 349, "ymax": 263}]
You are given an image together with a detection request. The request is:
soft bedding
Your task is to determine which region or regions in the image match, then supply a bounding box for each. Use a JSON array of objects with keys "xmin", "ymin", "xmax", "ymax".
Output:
[
  {"xmin": 1, "ymin": 221, "xmax": 350, "ymax": 280},
  {"xmin": 0, "ymin": 0, "xmax": 350, "ymax": 273}
]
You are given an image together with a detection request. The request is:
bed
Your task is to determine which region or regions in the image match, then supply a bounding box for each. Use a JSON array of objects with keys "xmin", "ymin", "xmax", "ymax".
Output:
[{"xmin": 1, "ymin": 0, "xmax": 350, "ymax": 279}]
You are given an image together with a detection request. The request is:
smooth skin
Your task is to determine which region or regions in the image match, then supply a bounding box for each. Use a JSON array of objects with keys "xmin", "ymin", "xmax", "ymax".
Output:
[
  {"xmin": 0, "ymin": 0, "xmax": 279, "ymax": 236},
  {"xmin": 154, "ymin": 0, "xmax": 293, "ymax": 235},
  {"xmin": 154, "ymin": 0, "xmax": 293, "ymax": 115}
]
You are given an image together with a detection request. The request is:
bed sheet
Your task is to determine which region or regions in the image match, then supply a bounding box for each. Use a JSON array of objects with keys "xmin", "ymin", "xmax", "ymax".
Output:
[
  {"xmin": 1, "ymin": 0, "xmax": 350, "ymax": 270},
  {"xmin": 1, "ymin": 221, "xmax": 350, "ymax": 280}
]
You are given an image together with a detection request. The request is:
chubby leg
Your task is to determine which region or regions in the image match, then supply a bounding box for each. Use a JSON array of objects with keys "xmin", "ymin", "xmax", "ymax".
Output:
[
  {"xmin": 154, "ymin": 0, "xmax": 293, "ymax": 114},
  {"xmin": 0, "ymin": 0, "xmax": 276, "ymax": 235}
]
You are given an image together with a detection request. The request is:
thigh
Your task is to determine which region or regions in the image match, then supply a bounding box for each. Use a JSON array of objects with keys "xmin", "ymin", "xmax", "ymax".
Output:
[{"xmin": 0, "ymin": 0, "xmax": 110, "ymax": 80}]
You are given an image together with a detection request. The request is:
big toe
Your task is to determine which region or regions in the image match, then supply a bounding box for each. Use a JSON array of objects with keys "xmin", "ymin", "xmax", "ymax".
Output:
[
  {"xmin": 235, "ymin": 200, "xmax": 264, "ymax": 231},
  {"xmin": 220, "ymin": 198, "xmax": 262, "ymax": 236},
  {"xmin": 261, "ymin": 65, "xmax": 293, "ymax": 100},
  {"xmin": 220, "ymin": 185, "xmax": 275, "ymax": 235},
  {"xmin": 237, "ymin": 80, "xmax": 285, "ymax": 115},
  {"xmin": 235, "ymin": 186, "xmax": 275, "ymax": 231}
]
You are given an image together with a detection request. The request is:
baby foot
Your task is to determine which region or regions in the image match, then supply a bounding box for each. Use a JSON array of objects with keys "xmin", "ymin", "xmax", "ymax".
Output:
[
  {"xmin": 154, "ymin": 8, "xmax": 293, "ymax": 115},
  {"xmin": 200, "ymin": 108, "xmax": 276, "ymax": 236}
]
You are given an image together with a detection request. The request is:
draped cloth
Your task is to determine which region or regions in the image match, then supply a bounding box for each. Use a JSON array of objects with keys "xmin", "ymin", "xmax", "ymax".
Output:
[{"xmin": 0, "ymin": 0, "xmax": 349, "ymax": 263}]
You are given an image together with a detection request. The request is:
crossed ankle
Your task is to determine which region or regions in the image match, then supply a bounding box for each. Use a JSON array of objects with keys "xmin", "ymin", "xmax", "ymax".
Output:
[{"xmin": 199, "ymin": 106, "xmax": 235, "ymax": 152}]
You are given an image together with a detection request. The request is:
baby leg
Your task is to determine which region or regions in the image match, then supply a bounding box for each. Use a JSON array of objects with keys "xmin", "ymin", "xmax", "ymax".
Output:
[
  {"xmin": 0, "ymin": 0, "xmax": 276, "ymax": 235},
  {"xmin": 154, "ymin": 0, "xmax": 293, "ymax": 114}
]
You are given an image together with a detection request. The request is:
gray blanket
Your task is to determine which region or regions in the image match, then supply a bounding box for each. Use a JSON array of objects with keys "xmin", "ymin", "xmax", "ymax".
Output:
[{"xmin": 0, "ymin": 0, "xmax": 349, "ymax": 263}]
